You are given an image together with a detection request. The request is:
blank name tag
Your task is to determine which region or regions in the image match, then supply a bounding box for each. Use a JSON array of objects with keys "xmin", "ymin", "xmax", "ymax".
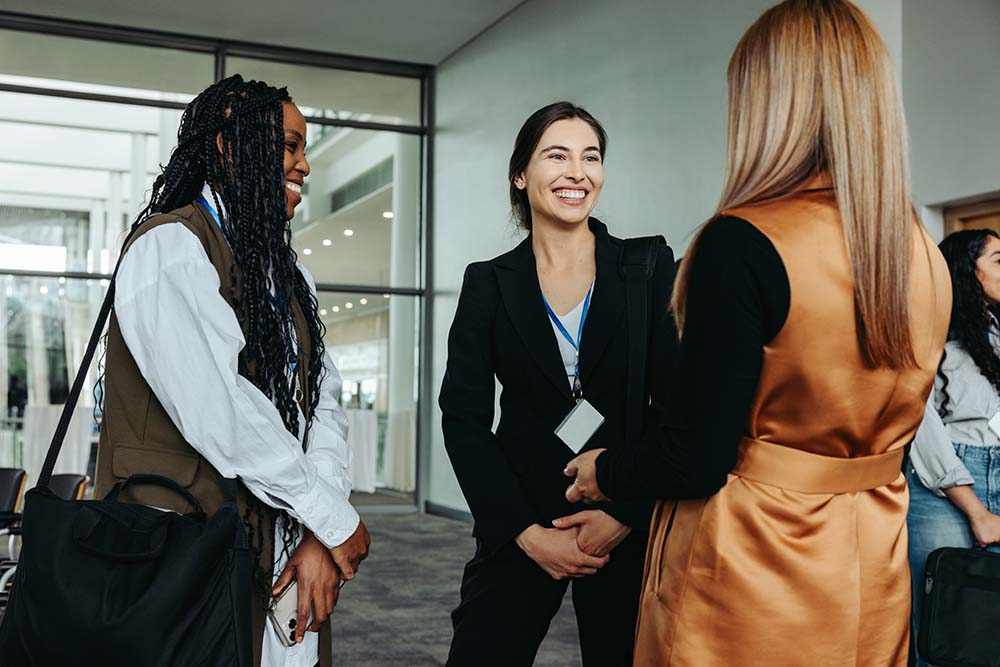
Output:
[{"xmin": 555, "ymin": 399, "xmax": 605, "ymax": 454}]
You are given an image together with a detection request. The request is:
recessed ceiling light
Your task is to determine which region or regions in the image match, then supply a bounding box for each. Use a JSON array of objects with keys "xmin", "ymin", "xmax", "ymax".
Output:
[
  {"xmin": 99, "ymin": 279, "xmax": 110, "ymax": 287},
  {"xmin": 383, "ymin": 293, "xmax": 390, "ymax": 299},
  {"xmin": 382, "ymin": 211, "xmax": 394, "ymax": 219},
  {"xmin": 303, "ymin": 248, "xmax": 312, "ymax": 255},
  {"xmin": 343, "ymin": 229, "xmax": 354, "ymax": 237},
  {"xmin": 332, "ymin": 306, "xmax": 340, "ymax": 313},
  {"xmin": 359, "ymin": 298, "xmax": 368, "ymax": 305},
  {"xmin": 39, "ymin": 285, "xmax": 49, "ymax": 294},
  {"xmin": 320, "ymin": 309, "xmax": 327, "ymax": 316},
  {"xmin": 345, "ymin": 302, "xmax": 353, "ymax": 309},
  {"xmin": 58, "ymin": 277, "xmax": 66, "ymax": 285},
  {"xmin": 322, "ymin": 239, "xmax": 332, "ymax": 247}
]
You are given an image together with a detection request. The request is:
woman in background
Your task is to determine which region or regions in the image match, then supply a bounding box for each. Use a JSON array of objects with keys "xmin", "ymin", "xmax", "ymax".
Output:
[
  {"xmin": 908, "ymin": 228, "xmax": 1000, "ymax": 667},
  {"xmin": 565, "ymin": 1, "xmax": 950, "ymax": 665}
]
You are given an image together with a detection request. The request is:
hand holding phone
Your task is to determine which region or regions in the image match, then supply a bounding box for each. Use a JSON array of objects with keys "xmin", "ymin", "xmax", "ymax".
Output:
[
  {"xmin": 268, "ymin": 580, "xmax": 309, "ymax": 648},
  {"xmin": 269, "ymin": 532, "xmax": 349, "ymax": 646}
]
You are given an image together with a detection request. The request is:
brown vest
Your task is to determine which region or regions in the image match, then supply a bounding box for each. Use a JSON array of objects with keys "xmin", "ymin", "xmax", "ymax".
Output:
[{"xmin": 93, "ymin": 202, "xmax": 331, "ymax": 667}]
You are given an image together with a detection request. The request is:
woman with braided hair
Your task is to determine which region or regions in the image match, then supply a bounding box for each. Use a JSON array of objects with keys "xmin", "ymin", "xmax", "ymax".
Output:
[{"xmin": 93, "ymin": 74, "xmax": 369, "ymax": 667}]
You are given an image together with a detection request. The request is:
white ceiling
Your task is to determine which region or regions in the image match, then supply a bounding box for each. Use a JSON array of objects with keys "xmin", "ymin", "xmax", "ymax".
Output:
[{"xmin": 0, "ymin": 0, "xmax": 527, "ymax": 65}]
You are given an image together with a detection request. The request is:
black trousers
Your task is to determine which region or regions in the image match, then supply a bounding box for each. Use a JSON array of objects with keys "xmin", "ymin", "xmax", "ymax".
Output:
[{"xmin": 446, "ymin": 530, "xmax": 648, "ymax": 667}]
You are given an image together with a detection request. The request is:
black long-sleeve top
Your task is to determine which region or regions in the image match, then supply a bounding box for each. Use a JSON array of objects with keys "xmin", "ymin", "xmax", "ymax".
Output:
[{"xmin": 595, "ymin": 216, "xmax": 791, "ymax": 500}]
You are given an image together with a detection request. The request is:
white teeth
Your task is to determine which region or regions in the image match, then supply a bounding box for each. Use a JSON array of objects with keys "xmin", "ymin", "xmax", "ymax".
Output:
[
  {"xmin": 286, "ymin": 182, "xmax": 302, "ymax": 194},
  {"xmin": 555, "ymin": 189, "xmax": 585, "ymax": 200}
]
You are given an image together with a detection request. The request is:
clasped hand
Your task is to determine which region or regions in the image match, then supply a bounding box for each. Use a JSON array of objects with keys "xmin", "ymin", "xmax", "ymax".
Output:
[
  {"xmin": 563, "ymin": 448, "xmax": 610, "ymax": 504},
  {"xmin": 516, "ymin": 509, "xmax": 631, "ymax": 581}
]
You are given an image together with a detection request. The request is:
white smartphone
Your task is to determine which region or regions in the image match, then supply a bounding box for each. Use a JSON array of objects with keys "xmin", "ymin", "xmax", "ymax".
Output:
[{"xmin": 268, "ymin": 580, "xmax": 312, "ymax": 648}]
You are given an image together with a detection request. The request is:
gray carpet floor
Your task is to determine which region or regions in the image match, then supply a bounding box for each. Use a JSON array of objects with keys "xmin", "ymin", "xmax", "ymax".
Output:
[{"xmin": 330, "ymin": 513, "xmax": 582, "ymax": 666}]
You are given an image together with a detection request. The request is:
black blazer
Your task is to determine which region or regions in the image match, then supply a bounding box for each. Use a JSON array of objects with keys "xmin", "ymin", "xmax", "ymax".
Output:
[{"xmin": 439, "ymin": 219, "xmax": 677, "ymax": 552}]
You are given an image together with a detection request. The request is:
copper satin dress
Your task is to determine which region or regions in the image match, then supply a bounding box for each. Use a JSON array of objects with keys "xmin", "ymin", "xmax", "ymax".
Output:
[{"xmin": 602, "ymin": 181, "xmax": 951, "ymax": 667}]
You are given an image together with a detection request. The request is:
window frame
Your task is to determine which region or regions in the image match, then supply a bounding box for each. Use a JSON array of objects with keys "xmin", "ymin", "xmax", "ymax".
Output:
[{"xmin": 0, "ymin": 10, "xmax": 433, "ymax": 512}]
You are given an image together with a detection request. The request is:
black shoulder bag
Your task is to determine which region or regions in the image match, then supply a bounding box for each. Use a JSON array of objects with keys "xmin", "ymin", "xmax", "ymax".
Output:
[
  {"xmin": 620, "ymin": 236, "xmax": 666, "ymax": 448},
  {"xmin": 919, "ymin": 546, "xmax": 1000, "ymax": 667},
  {"xmin": 0, "ymin": 237, "xmax": 253, "ymax": 666}
]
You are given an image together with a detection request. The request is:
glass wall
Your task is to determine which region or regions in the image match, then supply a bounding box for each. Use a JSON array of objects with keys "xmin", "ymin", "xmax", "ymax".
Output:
[
  {"xmin": 0, "ymin": 24, "xmax": 427, "ymax": 507},
  {"xmin": 317, "ymin": 293, "xmax": 419, "ymax": 502}
]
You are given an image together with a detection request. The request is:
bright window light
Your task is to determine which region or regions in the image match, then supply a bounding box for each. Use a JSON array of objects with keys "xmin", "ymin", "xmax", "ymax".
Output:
[{"xmin": 0, "ymin": 243, "xmax": 67, "ymax": 272}]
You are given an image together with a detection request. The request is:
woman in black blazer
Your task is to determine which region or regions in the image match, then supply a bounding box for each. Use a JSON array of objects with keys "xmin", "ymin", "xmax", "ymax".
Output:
[{"xmin": 439, "ymin": 102, "xmax": 676, "ymax": 667}]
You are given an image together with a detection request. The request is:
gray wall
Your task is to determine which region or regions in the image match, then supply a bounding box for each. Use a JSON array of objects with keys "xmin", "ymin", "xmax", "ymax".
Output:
[
  {"xmin": 427, "ymin": 0, "xmax": 995, "ymax": 513},
  {"xmin": 903, "ymin": 0, "xmax": 1000, "ymax": 208}
]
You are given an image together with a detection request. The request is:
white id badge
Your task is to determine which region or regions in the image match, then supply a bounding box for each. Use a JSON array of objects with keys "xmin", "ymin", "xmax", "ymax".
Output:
[
  {"xmin": 555, "ymin": 399, "xmax": 605, "ymax": 454},
  {"xmin": 988, "ymin": 412, "xmax": 1000, "ymax": 440}
]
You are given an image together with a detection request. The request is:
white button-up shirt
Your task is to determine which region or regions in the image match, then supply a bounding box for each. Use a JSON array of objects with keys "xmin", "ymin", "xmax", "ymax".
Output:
[{"xmin": 114, "ymin": 188, "xmax": 357, "ymax": 666}]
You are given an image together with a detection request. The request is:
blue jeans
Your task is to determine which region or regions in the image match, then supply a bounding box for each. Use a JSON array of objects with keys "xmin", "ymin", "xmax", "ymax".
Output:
[{"xmin": 906, "ymin": 444, "xmax": 1000, "ymax": 667}]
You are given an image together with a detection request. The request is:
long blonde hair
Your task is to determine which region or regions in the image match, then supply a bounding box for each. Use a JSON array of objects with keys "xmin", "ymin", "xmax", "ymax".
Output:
[{"xmin": 673, "ymin": 0, "xmax": 916, "ymax": 369}]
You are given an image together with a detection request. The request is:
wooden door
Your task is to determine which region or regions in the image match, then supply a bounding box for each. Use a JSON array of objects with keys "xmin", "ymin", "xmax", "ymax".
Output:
[{"xmin": 944, "ymin": 199, "xmax": 1000, "ymax": 235}]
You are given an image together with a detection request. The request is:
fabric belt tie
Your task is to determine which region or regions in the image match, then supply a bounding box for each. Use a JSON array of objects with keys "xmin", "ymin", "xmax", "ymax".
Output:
[{"xmin": 732, "ymin": 437, "xmax": 905, "ymax": 494}]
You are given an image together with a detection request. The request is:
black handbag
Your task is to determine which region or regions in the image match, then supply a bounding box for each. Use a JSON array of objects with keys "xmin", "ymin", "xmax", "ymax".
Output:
[
  {"xmin": 919, "ymin": 546, "xmax": 1000, "ymax": 667},
  {"xmin": 0, "ymin": 247, "xmax": 253, "ymax": 666}
]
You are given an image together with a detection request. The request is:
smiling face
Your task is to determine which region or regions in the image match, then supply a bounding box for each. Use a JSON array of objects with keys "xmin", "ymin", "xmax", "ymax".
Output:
[
  {"xmin": 282, "ymin": 101, "xmax": 310, "ymax": 221},
  {"xmin": 514, "ymin": 119, "xmax": 604, "ymax": 230},
  {"xmin": 976, "ymin": 235, "xmax": 1000, "ymax": 304}
]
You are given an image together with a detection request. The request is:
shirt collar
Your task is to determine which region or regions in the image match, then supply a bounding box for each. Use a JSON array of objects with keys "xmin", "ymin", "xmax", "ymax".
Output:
[{"xmin": 198, "ymin": 183, "xmax": 228, "ymax": 222}]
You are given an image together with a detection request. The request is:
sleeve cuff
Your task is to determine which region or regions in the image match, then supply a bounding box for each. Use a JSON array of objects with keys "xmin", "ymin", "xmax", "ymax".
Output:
[
  {"xmin": 930, "ymin": 466, "xmax": 976, "ymax": 498},
  {"xmin": 594, "ymin": 449, "xmax": 619, "ymax": 501},
  {"xmin": 274, "ymin": 475, "xmax": 360, "ymax": 548}
]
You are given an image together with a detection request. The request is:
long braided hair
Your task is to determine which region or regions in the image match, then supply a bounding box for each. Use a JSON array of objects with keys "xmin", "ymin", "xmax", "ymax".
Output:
[
  {"xmin": 134, "ymin": 74, "xmax": 327, "ymax": 597},
  {"xmin": 936, "ymin": 229, "xmax": 1000, "ymax": 418}
]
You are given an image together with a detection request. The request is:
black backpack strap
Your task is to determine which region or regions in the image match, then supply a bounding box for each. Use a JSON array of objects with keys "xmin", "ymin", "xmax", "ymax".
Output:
[{"xmin": 620, "ymin": 236, "xmax": 665, "ymax": 448}]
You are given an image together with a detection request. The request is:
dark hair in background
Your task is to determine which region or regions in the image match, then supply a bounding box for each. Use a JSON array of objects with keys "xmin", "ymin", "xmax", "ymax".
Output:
[
  {"xmin": 937, "ymin": 228, "xmax": 1000, "ymax": 417},
  {"xmin": 507, "ymin": 101, "xmax": 608, "ymax": 231},
  {"xmin": 132, "ymin": 74, "xmax": 326, "ymax": 599}
]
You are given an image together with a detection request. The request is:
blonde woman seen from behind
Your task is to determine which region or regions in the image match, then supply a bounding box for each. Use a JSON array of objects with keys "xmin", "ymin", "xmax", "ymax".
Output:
[{"xmin": 564, "ymin": 1, "xmax": 950, "ymax": 665}]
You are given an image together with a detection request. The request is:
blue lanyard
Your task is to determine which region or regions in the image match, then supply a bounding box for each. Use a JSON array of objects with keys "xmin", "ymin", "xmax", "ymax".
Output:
[
  {"xmin": 196, "ymin": 194, "xmax": 226, "ymax": 235},
  {"xmin": 542, "ymin": 284, "xmax": 593, "ymax": 385},
  {"xmin": 196, "ymin": 194, "xmax": 297, "ymax": 375}
]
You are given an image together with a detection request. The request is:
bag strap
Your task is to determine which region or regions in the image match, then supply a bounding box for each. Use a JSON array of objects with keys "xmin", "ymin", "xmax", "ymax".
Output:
[
  {"xmin": 620, "ymin": 236, "xmax": 665, "ymax": 448},
  {"xmin": 36, "ymin": 221, "xmax": 238, "ymax": 505},
  {"xmin": 37, "ymin": 256, "xmax": 123, "ymax": 489}
]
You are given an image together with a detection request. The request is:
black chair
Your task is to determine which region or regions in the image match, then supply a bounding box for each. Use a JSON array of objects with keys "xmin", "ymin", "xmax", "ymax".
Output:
[
  {"xmin": 0, "ymin": 469, "xmax": 26, "ymax": 558},
  {"xmin": 0, "ymin": 468, "xmax": 26, "ymax": 619},
  {"xmin": 48, "ymin": 473, "xmax": 88, "ymax": 501},
  {"xmin": 0, "ymin": 468, "xmax": 26, "ymax": 515}
]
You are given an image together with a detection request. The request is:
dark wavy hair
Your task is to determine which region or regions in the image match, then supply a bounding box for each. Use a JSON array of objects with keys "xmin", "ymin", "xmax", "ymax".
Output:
[
  {"xmin": 937, "ymin": 228, "xmax": 1000, "ymax": 417},
  {"xmin": 134, "ymin": 74, "xmax": 326, "ymax": 599},
  {"xmin": 507, "ymin": 101, "xmax": 607, "ymax": 231}
]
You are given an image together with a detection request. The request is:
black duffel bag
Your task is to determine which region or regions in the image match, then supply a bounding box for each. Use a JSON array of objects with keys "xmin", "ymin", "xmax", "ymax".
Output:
[
  {"xmin": 919, "ymin": 546, "xmax": 1000, "ymax": 667},
  {"xmin": 0, "ymin": 251, "xmax": 253, "ymax": 666}
]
